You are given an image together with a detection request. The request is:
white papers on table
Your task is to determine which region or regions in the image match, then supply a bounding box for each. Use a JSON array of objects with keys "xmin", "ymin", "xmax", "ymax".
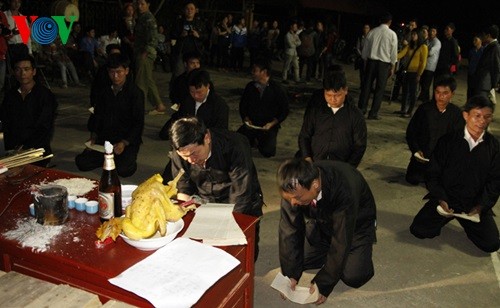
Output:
[
  {"xmin": 181, "ymin": 203, "xmax": 247, "ymax": 246},
  {"xmin": 436, "ymin": 205, "xmax": 480, "ymax": 223},
  {"xmin": 270, "ymin": 272, "xmax": 319, "ymax": 304},
  {"xmin": 84, "ymin": 141, "xmax": 105, "ymax": 153},
  {"xmin": 109, "ymin": 238, "xmax": 240, "ymax": 308}
]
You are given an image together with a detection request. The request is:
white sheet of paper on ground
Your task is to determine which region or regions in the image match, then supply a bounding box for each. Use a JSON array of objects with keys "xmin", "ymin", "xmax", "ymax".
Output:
[
  {"xmin": 109, "ymin": 238, "xmax": 240, "ymax": 307},
  {"xmin": 436, "ymin": 205, "xmax": 480, "ymax": 223},
  {"xmin": 413, "ymin": 152, "xmax": 429, "ymax": 162},
  {"xmin": 271, "ymin": 272, "xmax": 319, "ymax": 304},
  {"xmin": 84, "ymin": 141, "xmax": 105, "ymax": 153},
  {"xmin": 181, "ymin": 203, "xmax": 247, "ymax": 246},
  {"xmin": 244, "ymin": 121, "xmax": 266, "ymax": 130}
]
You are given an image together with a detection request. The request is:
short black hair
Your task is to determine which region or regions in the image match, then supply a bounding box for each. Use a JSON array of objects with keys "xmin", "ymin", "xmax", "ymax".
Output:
[
  {"xmin": 169, "ymin": 116, "xmax": 207, "ymax": 150},
  {"xmin": 323, "ymin": 65, "xmax": 346, "ymax": 91},
  {"xmin": 187, "ymin": 69, "xmax": 211, "ymax": 88},
  {"xmin": 106, "ymin": 53, "xmax": 130, "ymax": 69},
  {"xmin": 106, "ymin": 43, "xmax": 121, "ymax": 55},
  {"xmin": 379, "ymin": 12, "xmax": 392, "ymax": 24},
  {"xmin": 463, "ymin": 95, "xmax": 495, "ymax": 113},
  {"xmin": 483, "ymin": 24, "xmax": 499, "ymax": 39},
  {"xmin": 183, "ymin": 50, "xmax": 202, "ymax": 63},
  {"xmin": 323, "ymin": 70, "xmax": 346, "ymax": 91},
  {"xmin": 277, "ymin": 158, "xmax": 319, "ymax": 192},
  {"xmin": 433, "ymin": 75, "xmax": 457, "ymax": 92},
  {"xmin": 12, "ymin": 54, "xmax": 36, "ymax": 70},
  {"xmin": 252, "ymin": 57, "xmax": 271, "ymax": 75}
]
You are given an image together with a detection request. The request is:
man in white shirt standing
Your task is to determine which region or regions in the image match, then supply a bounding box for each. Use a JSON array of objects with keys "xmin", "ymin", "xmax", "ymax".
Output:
[
  {"xmin": 357, "ymin": 12, "xmax": 398, "ymax": 120},
  {"xmin": 418, "ymin": 25, "xmax": 441, "ymax": 102}
]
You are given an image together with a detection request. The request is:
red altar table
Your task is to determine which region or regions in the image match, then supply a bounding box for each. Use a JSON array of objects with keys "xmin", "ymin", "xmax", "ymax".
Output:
[{"xmin": 0, "ymin": 165, "xmax": 257, "ymax": 307}]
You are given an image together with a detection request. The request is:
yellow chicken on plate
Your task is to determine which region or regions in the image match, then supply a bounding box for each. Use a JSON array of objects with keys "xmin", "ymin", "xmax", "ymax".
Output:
[{"xmin": 96, "ymin": 170, "xmax": 196, "ymax": 241}]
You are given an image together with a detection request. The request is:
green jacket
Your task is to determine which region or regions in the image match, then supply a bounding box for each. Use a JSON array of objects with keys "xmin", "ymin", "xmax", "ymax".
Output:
[{"xmin": 133, "ymin": 11, "xmax": 158, "ymax": 58}]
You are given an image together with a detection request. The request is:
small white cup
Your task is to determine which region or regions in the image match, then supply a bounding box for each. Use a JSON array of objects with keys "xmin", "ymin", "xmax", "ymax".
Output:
[
  {"xmin": 67, "ymin": 195, "xmax": 77, "ymax": 209},
  {"xmin": 75, "ymin": 197, "xmax": 88, "ymax": 212},
  {"xmin": 85, "ymin": 200, "xmax": 98, "ymax": 214}
]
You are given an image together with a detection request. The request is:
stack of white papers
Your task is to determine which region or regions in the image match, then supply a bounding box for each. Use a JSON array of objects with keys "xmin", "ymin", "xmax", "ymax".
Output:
[
  {"xmin": 182, "ymin": 203, "xmax": 247, "ymax": 246},
  {"xmin": 109, "ymin": 238, "xmax": 240, "ymax": 307}
]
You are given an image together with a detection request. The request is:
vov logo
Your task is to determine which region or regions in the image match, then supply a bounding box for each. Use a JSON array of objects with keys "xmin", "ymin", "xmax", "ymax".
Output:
[{"xmin": 12, "ymin": 15, "xmax": 76, "ymax": 45}]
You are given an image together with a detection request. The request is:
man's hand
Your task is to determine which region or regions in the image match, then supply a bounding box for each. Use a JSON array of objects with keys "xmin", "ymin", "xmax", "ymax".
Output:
[
  {"xmin": 263, "ymin": 119, "xmax": 279, "ymax": 130},
  {"xmin": 439, "ymin": 200, "xmax": 453, "ymax": 213},
  {"xmin": 468, "ymin": 205, "xmax": 482, "ymax": 216},
  {"xmin": 280, "ymin": 278, "xmax": 298, "ymax": 300},
  {"xmin": 113, "ymin": 141, "xmax": 125, "ymax": 155}
]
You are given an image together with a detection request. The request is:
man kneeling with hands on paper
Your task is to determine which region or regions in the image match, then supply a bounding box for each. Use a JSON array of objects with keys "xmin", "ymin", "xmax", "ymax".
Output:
[
  {"xmin": 276, "ymin": 158, "xmax": 377, "ymax": 305},
  {"xmin": 410, "ymin": 95, "xmax": 500, "ymax": 253}
]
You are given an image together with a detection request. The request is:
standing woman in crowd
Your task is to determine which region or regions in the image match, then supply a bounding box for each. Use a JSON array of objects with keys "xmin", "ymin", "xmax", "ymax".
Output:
[
  {"xmin": 395, "ymin": 28, "xmax": 428, "ymax": 118},
  {"xmin": 216, "ymin": 15, "xmax": 231, "ymax": 72}
]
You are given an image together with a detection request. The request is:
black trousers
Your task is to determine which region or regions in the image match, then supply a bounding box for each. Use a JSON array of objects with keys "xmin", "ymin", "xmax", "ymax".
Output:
[
  {"xmin": 303, "ymin": 219, "xmax": 375, "ymax": 288},
  {"xmin": 75, "ymin": 144, "xmax": 140, "ymax": 178},
  {"xmin": 237, "ymin": 125, "xmax": 279, "ymax": 157},
  {"xmin": 358, "ymin": 59, "xmax": 391, "ymax": 117},
  {"xmin": 419, "ymin": 70, "xmax": 434, "ymax": 102},
  {"xmin": 410, "ymin": 200, "xmax": 500, "ymax": 253}
]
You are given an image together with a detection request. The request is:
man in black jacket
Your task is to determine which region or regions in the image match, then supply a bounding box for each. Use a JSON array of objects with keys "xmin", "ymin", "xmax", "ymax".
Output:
[
  {"xmin": 410, "ymin": 95, "xmax": 500, "ymax": 253},
  {"xmin": 238, "ymin": 57, "xmax": 289, "ymax": 157},
  {"xmin": 470, "ymin": 24, "xmax": 500, "ymax": 104},
  {"xmin": 170, "ymin": 1, "xmax": 206, "ymax": 78},
  {"xmin": 160, "ymin": 69, "xmax": 228, "ymax": 183},
  {"xmin": 169, "ymin": 116, "xmax": 263, "ymax": 260},
  {"xmin": 277, "ymin": 158, "xmax": 376, "ymax": 305},
  {"xmin": 75, "ymin": 54, "xmax": 145, "ymax": 177},
  {"xmin": 0, "ymin": 55, "xmax": 58, "ymax": 166},
  {"xmin": 405, "ymin": 76, "xmax": 464, "ymax": 185},
  {"xmin": 299, "ymin": 66, "xmax": 366, "ymax": 167}
]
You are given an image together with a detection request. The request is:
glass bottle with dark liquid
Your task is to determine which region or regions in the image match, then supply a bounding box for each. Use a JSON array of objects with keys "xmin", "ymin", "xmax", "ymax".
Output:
[{"xmin": 98, "ymin": 141, "xmax": 122, "ymax": 222}]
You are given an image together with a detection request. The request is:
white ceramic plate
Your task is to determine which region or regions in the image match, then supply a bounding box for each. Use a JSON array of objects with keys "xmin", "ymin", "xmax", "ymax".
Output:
[{"xmin": 119, "ymin": 219, "xmax": 185, "ymax": 251}]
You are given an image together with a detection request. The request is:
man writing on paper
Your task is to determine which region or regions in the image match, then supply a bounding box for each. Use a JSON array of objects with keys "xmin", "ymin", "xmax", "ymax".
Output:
[
  {"xmin": 410, "ymin": 95, "xmax": 500, "ymax": 253},
  {"xmin": 276, "ymin": 158, "xmax": 377, "ymax": 305},
  {"xmin": 169, "ymin": 116, "xmax": 264, "ymax": 260}
]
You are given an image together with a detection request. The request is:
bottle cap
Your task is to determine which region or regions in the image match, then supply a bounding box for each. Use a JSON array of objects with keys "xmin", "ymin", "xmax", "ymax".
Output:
[{"xmin": 104, "ymin": 141, "xmax": 113, "ymax": 154}]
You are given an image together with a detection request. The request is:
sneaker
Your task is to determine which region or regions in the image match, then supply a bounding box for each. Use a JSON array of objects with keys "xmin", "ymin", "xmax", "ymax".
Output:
[{"xmin": 61, "ymin": 84, "xmax": 68, "ymax": 89}]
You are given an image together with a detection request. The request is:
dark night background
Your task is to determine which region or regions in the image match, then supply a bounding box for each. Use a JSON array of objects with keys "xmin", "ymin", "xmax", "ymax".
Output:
[{"xmin": 15, "ymin": 0, "xmax": 500, "ymax": 61}]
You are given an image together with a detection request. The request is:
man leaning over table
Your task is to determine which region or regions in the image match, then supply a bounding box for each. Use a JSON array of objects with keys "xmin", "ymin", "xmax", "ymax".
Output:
[
  {"xmin": 0, "ymin": 55, "xmax": 57, "ymax": 167},
  {"xmin": 169, "ymin": 116, "xmax": 264, "ymax": 260},
  {"xmin": 276, "ymin": 158, "xmax": 377, "ymax": 305},
  {"xmin": 75, "ymin": 53, "xmax": 144, "ymax": 177}
]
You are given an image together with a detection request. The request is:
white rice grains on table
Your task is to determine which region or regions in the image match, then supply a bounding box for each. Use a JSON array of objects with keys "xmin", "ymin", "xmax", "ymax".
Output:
[{"xmin": 46, "ymin": 178, "xmax": 97, "ymax": 196}]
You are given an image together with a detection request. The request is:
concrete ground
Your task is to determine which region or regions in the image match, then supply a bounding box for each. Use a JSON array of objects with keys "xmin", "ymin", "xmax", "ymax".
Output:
[{"xmin": 44, "ymin": 59, "xmax": 499, "ymax": 307}]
